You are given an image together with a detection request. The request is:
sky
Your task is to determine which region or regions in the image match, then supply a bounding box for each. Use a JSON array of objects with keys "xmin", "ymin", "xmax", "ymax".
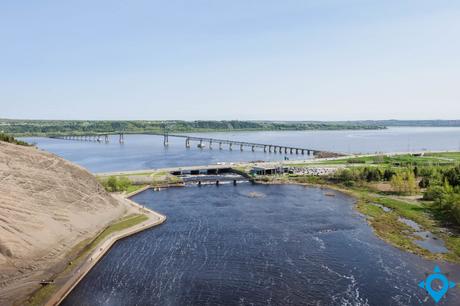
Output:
[{"xmin": 1, "ymin": 0, "xmax": 459, "ymax": 120}]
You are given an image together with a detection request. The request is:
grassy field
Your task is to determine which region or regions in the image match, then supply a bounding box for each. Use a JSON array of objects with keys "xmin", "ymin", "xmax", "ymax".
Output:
[
  {"xmin": 125, "ymin": 184, "xmax": 148, "ymax": 194},
  {"xmin": 290, "ymin": 153, "xmax": 460, "ymax": 167},
  {"xmin": 426, "ymin": 152, "xmax": 460, "ymax": 162},
  {"xmin": 151, "ymin": 171, "xmax": 183, "ymax": 186}
]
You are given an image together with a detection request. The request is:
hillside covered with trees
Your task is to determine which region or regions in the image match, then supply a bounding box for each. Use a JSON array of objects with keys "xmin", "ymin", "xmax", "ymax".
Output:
[{"xmin": 0, "ymin": 119, "xmax": 385, "ymax": 136}]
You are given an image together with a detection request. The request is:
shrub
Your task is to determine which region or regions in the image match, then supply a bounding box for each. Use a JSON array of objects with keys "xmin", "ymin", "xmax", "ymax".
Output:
[
  {"xmin": 390, "ymin": 170, "xmax": 419, "ymax": 195},
  {"xmin": 419, "ymin": 177, "xmax": 430, "ymax": 189},
  {"xmin": 100, "ymin": 176, "xmax": 132, "ymax": 192},
  {"xmin": 383, "ymin": 169, "xmax": 396, "ymax": 181},
  {"xmin": 444, "ymin": 165, "xmax": 460, "ymax": 187},
  {"xmin": 0, "ymin": 133, "xmax": 30, "ymax": 146},
  {"xmin": 423, "ymin": 185, "xmax": 445, "ymax": 201}
]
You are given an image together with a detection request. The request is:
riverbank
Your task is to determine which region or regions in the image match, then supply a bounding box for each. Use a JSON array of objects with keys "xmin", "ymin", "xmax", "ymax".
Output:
[
  {"xmin": 253, "ymin": 174, "xmax": 460, "ymax": 264},
  {"xmin": 24, "ymin": 195, "xmax": 166, "ymax": 306},
  {"xmin": 102, "ymin": 163, "xmax": 460, "ymax": 265}
]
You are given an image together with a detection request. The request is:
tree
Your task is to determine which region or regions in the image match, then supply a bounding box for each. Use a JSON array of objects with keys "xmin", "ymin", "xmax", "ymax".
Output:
[
  {"xmin": 106, "ymin": 176, "xmax": 118, "ymax": 192},
  {"xmin": 444, "ymin": 165, "xmax": 460, "ymax": 187},
  {"xmin": 383, "ymin": 169, "xmax": 396, "ymax": 181},
  {"xmin": 117, "ymin": 177, "xmax": 131, "ymax": 191},
  {"xmin": 406, "ymin": 171, "xmax": 418, "ymax": 195},
  {"xmin": 390, "ymin": 173, "xmax": 405, "ymax": 194}
]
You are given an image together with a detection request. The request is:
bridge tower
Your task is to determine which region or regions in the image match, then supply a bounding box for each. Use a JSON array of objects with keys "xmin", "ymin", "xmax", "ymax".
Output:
[
  {"xmin": 163, "ymin": 132, "xmax": 169, "ymax": 146},
  {"xmin": 161, "ymin": 123, "xmax": 169, "ymax": 146}
]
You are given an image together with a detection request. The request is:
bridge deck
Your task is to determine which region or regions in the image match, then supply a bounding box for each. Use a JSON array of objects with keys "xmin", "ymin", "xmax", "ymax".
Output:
[
  {"xmin": 50, "ymin": 132, "xmax": 346, "ymax": 156},
  {"xmin": 166, "ymin": 134, "xmax": 313, "ymax": 151}
]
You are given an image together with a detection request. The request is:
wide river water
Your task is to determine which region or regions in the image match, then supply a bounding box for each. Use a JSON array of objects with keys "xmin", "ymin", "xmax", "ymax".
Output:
[
  {"xmin": 22, "ymin": 127, "xmax": 460, "ymax": 305},
  {"xmin": 62, "ymin": 184, "xmax": 460, "ymax": 305},
  {"xmin": 22, "ymin": 127, "xmax": 460, "ymax": 172}
]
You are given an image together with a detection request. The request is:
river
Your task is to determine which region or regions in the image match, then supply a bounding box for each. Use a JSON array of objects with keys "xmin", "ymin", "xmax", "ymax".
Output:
[
  {"xmin": 22, "ymin": 127, "xmax": 460, "ymax": 172},
  {"xmin": 62, "ymin": 184, "xmax": 460, "ymax": 305}
]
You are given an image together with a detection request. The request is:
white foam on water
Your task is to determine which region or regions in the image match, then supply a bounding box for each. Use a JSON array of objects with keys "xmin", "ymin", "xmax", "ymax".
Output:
[{"xmin": 312, "ymin": 236, "xmax": 326, "ymax": 250}]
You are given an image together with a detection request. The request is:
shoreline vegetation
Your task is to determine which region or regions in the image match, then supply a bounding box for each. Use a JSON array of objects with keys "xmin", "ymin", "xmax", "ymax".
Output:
[
  {"xmin": 96, "ymin": 151, "xmax": 460, "ymax": 265},
  {"xmin": 3, "ymin": 118, "xmax": 460, "ymax": 137},
  {"xmin": 2, "ymin": 119, "xmax": 386, "ymax": 137},
  {"xmin": 0, "ymin": 132, "xmax": 30, "ymax": 146},
  {"xmin": 250, "ymin": 154, "xmax": 460, "ymax": 264}
]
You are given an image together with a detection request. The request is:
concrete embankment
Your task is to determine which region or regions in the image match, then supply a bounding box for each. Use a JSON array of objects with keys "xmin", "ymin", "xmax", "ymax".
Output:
[{"xmin": 45, "ymin": 197, "xmax": 166, "ymax": 306}]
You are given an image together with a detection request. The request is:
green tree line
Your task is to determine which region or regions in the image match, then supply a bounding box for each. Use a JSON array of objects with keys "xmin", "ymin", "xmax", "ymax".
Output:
[
  {"xmin": 0, "ymin": 119, "xmax": 384, "ymax": 136},
  {"xmin": 333, "ymin": 165, "xmax": 460, "ymax": 225}
]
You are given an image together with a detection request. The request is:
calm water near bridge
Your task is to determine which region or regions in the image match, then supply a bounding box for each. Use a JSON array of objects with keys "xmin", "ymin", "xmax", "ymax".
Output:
[
  {"xmin": 22, "ymin": 127, "xmax": 460, "ymax": 172},
  {"xmin": 62, "ymin": 184, "xmax": 460, "ymax": 306}
]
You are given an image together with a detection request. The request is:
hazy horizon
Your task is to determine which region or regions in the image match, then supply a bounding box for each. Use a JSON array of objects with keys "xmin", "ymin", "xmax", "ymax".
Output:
[{"xmin": 2, "ymin": 118, "xmax": 460, "ymax": 122}]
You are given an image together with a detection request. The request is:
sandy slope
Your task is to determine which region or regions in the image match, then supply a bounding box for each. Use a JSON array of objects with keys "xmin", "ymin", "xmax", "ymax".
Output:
[{"xmin": 0, "ymin": 141, "xmax": 127, "ymax": 305}]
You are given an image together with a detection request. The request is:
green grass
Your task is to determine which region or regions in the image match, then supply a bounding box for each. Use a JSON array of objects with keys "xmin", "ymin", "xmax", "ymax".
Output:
[
  {"xmin": 362, "ymin": 205, "xmax": 430, "ymax": 255},
  {"xmin": 426, "ymin": 152, "xmax": 460, "ymax": 162},
  {"xmin": 25, "ymin": 284, "xmax": 56, "ymax": 306},
  {"xmin": 290, "ymin": 153, "xmax": 460, "ymax": 167},
  {"xmin": 91, "ymin": 214, "xmax": 148, "ymax": 247},
  {"xmin": 125, "ymin": 184, "xmax": 147, "ymax": 194},
  {"xmin": 61, "ymin": 214, "xmax": 148, "ymax": 275},
  {"xmin": 350, "ymin": 187, "xmax": 460, "ymax": 263},
  {"xmin": 151, "ymin": 171, "xmax": 183, "ymax": 186}
]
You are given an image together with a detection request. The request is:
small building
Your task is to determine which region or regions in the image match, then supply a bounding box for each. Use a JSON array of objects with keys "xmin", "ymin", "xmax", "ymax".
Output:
[{"xmin": 250, "ymin": 165, "xmax": 288, "ymax": 176}]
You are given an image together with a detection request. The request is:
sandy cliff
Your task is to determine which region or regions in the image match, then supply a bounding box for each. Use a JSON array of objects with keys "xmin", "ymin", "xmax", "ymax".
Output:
[{"xmin": 0, "ymin": 141, "xmax": 127, "ymax": 304}]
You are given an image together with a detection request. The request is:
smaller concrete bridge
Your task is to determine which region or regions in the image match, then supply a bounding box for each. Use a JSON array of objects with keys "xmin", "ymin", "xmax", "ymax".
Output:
[{"xmin": 51, "ymin": 133, "xmax": 125, "ymax": 143}]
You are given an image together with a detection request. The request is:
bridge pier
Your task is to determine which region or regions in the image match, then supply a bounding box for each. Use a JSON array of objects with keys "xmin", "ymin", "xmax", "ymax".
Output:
[
  {"xmin": 119, "ymin": 133, "xmax": 124, "ymax": 144},
  {"xmin": 199, "ymin": 139, "xmax": 203, "ymax": 148},
  {"xmin": 185, "ymin": 138, "xmax": 190, "ymax": 148},
  {"xmin": 301, "ymin": 149, "xmax": 305, "ymax": 155},
  {"xmin": 264, "ymin": 145, "xmax": 267, "ymax": 152},
  {"xmin": 252, "ymin": 145, "xmax": 255, "ymax": 152},
  {"xmin": 284, "ymin": 147, "xmax": 288, "ymax": 154},
  {"xmin": 229, "ymin": 143, "xmax": 232, "ymax": 150},
  {"xmin": 219, "ymin": 142, "xmax": 222, "ymax": 150},
  {"xmin": 268, "ymin": 145, "xmax": 272, "ymax": 153},
  {"xmin": 209, "ymin": 140, "xmax": 212, "ymax": 149},
  {"xmin": 240, "ymin": 144, "xmax": 243, "ymax": 151},
  {"xmin": 296, "ymin": 149, "xmax": 299, "ymax": 154},
  {"xmin": 163, "ymin": 133, "xmax": 169, "ymax": 146}
]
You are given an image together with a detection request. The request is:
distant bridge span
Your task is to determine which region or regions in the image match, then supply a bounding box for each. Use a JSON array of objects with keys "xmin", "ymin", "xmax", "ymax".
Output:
[{"xmin": 50, "ymin": 132, "xmax": 346, "ymax": 158}]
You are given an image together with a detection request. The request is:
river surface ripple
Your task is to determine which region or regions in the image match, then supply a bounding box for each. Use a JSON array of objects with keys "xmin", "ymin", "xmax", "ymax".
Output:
[{"xmin": 62, "ymin": 184, "xmax": 460, "ymax": 306}]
